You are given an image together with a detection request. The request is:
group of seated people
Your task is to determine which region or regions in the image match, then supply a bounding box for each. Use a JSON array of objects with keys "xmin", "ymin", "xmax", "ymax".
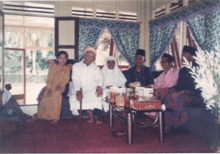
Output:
[{"xmin": 0, "ymin": 45, "xmax": 202, "ymax": 133}]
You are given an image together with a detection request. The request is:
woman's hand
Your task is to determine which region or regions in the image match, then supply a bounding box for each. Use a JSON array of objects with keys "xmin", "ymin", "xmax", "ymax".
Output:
[
  {"xmin": 76, "ymin": 90, "xmax": 83, "ymax": 102},
  {"xmin": 55, "ymin": 85, "xmax": 62, "ymax": 93},
  {"xmin": 96, "ymin": 86, "xmax": 103, "ymax": 97},
  {"xmin": 154, "ymin": 89, "xmax": 160, "ymax": 96},
  {"xmin": 172, "ymin": 91, "xmax": 184, "ymax": 100},
  {"xmin": 46, "ymin": 89, "xmax": 52, "ymax": 97},
  {"xmin": 106, "ymin": 86, "xmax": 113, "ymax": 89}
]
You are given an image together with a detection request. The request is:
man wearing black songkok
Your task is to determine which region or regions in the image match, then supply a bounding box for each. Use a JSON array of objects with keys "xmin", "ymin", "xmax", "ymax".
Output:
[
  {"xmin": 125, "ymin": 49, "xmax": 154, "ymax": 87},
  {"xmin": 161, "ymin": 46, "xmax": 203, "ymax": 132}
]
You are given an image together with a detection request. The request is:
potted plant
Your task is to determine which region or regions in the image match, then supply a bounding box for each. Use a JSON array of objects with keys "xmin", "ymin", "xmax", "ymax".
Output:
[{"xmin": 183, "ymin": 50, "xmax": 220, "ymax": 152}]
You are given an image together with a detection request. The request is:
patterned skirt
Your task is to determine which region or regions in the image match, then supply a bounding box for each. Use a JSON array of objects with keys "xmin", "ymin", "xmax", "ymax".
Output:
[{"xmin": 161, "ymin": 90, "xmax": 199, "ymax": 129}]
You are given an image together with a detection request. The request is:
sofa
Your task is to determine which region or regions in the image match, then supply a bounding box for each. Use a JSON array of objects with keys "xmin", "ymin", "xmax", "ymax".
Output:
[
  {"xmin": 151, "ymin": 71, "xmax": 219, "ymax": 143},
  {"xmin": 122, "ymin": 69, "xmax": 218, "ymax": 142}
]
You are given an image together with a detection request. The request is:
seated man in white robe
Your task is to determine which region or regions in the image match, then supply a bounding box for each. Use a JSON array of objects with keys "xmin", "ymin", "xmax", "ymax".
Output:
[
  {"xmin": 69, "ymin": 47, "xmax": 103, "ymax": 124},
  {"xmin": 101, "ymin": 56, "xmax": 127, "ymax": 112}
]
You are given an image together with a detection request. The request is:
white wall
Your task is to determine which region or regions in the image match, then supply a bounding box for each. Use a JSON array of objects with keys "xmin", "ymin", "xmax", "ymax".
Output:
[
  {"xmin": 4, "ymin": 0, "xmax": 175, "ymax": 115},
  {"xmin": 20, "ymin": 105, "xmax": 38, "ymax": 116},
  {"xmin": 9, "ymin": 0, "xmax": 174, "ymax": 65}
]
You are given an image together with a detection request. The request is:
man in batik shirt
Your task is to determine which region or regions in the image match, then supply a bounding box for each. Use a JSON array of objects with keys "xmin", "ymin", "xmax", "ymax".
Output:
[{"xmin": 125, "ymin": 49, "xmax": 154, "ymax": 88}]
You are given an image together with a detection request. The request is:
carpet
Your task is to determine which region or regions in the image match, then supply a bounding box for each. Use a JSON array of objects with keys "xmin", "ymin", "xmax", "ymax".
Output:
[{"xmin": 0, "ymin": 116, "xmax": 211, "ymax": 153}]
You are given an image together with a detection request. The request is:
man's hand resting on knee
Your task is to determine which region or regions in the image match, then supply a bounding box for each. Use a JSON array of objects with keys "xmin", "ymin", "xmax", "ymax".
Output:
[
  {"xmin": 76, "ymin": 90, "xmax": 83, "ymax": 102},
  {"xmin": 95, "ymin": 86, "xmax": 103, "ymax": 97}
]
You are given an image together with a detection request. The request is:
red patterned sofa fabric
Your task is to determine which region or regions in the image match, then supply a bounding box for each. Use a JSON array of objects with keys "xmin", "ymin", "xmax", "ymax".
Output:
[{"xmin": 0, "ymin": 120, "xmax": 18, "ymax": 137}]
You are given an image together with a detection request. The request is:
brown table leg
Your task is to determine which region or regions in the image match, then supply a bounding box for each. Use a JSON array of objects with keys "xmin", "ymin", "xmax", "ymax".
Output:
[
  {"xmin": 127, "ymin": 112, "xmax": 133, "ymax": 145},
  {"xmin": 158, "ymin": 111, "xmax": 164, "ymax": 142},
  {"xmin": 109, "ymin": 103, "xmax": 114, "ymax": 127}
]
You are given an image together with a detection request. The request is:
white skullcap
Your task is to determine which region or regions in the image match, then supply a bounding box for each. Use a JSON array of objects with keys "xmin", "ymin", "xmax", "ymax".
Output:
[
  {"xmin": 84, "ymin": 46, "xmax": 97, "ymax": 56},
  {"xmin": 47, "ymin": 55, "xmax": 56, "ymax": 61}
]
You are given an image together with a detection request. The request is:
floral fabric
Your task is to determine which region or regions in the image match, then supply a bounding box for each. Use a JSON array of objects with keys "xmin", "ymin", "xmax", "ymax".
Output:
[
  {"xmin": 187, "ymin": 10, "xmax": 220, "ymax": 52},
  {"xmin": 149, "ymin": 0, "xmax": 219, "ymax": 31},
  {"xmin": 79, "ymin": 18, "xmax": 140, "ymax": 66},
  {"xmin": 149, "ymin": 0, "xmax": 220, "ymax": 69},
  {"xmin": 37, "ymin": 63, "xmax": 70, "ymax": 120},
  {"xmin": 150, "ymin": 24, "xmax": 177, "ymax": 68}
]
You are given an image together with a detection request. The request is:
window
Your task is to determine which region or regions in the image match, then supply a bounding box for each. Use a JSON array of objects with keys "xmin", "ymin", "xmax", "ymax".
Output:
[
  {"xmin": 71, "ymin": 7, "xmax": 138, "ymax": 22},
  {"xmin": 96, "ymin": 9, "xmax": 116, "ymax": 19},
  {"xmin": 170, "ymin": 0, "xmax": 183, "ymax": 12},
  {"xmin": 95, "ymin": 29, "xmax": 129, "ymax": 70},
  {"xmin": 3, "ymin": 1, "xmax": 54, "ymax": 16},
  {"xmin": 155, "ymin": 5, "xmax": 165, "ymax": 19},
  {"xmin": 154, "ymin": 0, "xmax": 198, "ymax": 19},
  {"xmin": 119, "ymin": 11, "xmax": 137, "ymax": 22},
  {"xmin": 4, "ymin": 14, "xmax": 54, "ymax": 105},
  {"xmin": 154, "ymin": 21, "xmax": 197, "ymax": 71},
  {"xmin": 72, "ymin": 7, "xmax": 93, "ymax": 18}
]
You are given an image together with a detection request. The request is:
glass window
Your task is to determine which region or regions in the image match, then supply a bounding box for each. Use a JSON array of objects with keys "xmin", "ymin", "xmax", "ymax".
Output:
[
  {"xmin": 25, "ymin": 29, "xmax": 54, "ymax": 47},
  {"xmin": 4, "ymin": 14, "xmax": 54, "ymax": 105},
  {"xmin": 4, "ymin": 28, "xmax": 23, "ymax": 48},
  {"xmin": 114, "ymin": 46, "xmax": 129, "ymax": 66},
  {"xmin": 95, "ymin": 29, "xmax": 111, "ymax": 66},
  {"xmin": 4, "ymin": 50, "xmax": 24, "ymax": 95},
  {"xmin": 95, "ymin": 28, "xmax": 130, "ymax": 68},
  {"xmin": 26, "ymin": 49, "xmax": 54, "ymax": 105}
]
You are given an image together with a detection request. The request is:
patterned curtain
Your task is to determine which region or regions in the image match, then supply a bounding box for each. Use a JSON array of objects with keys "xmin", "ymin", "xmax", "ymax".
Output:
[
  {"xmin": 78, "ymin": 19, "xmax": 102, "ymax": 61},
  {"xmin": 187, "ymin": 10, "xmax": 220, "ymax": 52},
  {"xmin": 150, "ymin": 25, "xmax": 177, "ymax": 68},
  {"xmin": 149, "ymin": 0, "xmax": 220, "ymax": 69},
  {"xmin": 78, "ymin": 18, "xmax": 140, "ymax": 65}
]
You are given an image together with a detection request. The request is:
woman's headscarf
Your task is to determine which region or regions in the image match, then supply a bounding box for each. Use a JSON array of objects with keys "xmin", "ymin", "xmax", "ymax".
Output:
[{"xmin": 101, "ymin": 56, "xmax": 127, "ymax": 87}]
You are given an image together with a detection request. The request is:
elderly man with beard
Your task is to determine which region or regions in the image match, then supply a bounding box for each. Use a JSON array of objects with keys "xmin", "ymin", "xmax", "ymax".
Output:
[{"xmin": 69, "ymin": 47, "xmax": 103, "ymax": 124}]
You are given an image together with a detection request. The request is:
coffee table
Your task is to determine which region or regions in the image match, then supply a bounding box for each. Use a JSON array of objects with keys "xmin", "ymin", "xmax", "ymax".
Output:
[{"xmin": 107, "ymin": 99, "xmax": 173, "ymax": 145}]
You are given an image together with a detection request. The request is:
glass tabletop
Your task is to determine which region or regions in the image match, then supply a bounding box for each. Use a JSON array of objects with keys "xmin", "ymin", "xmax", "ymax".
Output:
[{"xmin": 103, "ymin": 96, "xmax": 172, "ymax": 113}]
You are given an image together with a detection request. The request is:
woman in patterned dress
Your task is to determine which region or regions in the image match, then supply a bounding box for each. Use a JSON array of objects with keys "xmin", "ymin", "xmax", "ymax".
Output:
[{"xmin": 37, "ymin": 51, "xmax": 70, "ymax": 124}]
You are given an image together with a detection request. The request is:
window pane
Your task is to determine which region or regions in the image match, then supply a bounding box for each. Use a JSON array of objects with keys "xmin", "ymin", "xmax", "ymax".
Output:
[
  {"xmin": 95, "ymin": 29, "xmax": 111, "ymax": 65},
  {"xmin": 4, "ymin": 29, "xmax": 23, "ymax": 48},
  {"xmin": 114, "ymin": 46, "xmax": 129, "ymax": 66},
  {"xmin": 4, "ymin": 50, "xmax": 24, "ymax": 95},
  {"xmin": 26, "ymin": 49, "xmax": 54, "ymax": 105},
  {"xmin": 25, "ymin": 28, "xmax": 54, "ymax": 47}
]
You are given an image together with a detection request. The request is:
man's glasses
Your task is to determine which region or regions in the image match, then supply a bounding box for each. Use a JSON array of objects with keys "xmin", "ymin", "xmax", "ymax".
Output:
[{"xmin": 85, "ymin": 53, "xmax": 95, "ymax": 57}]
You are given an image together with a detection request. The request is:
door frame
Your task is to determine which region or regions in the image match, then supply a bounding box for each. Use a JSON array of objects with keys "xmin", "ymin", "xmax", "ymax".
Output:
[{"xmin": 55, "ymin": 17, "xmax": 79, "ymax": 62}]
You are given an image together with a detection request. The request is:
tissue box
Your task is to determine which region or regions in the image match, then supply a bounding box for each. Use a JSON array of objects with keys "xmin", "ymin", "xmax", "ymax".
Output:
[{"xmin": 132, "ymin": 99, "xmax": 161, "ymax": 110}]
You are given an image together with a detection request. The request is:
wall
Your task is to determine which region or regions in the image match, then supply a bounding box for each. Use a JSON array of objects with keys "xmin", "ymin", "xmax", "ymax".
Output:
[
  {"xmin": 0, "ymin": 1, "xmax": 3, "ymax": 91},
  {"xmin": 3, "ymin": 0, "xmax": 176, "ymax": 115},
  {"xmin": 54, "ymin": 0, "xmax": 153, "ymax": 66}
]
